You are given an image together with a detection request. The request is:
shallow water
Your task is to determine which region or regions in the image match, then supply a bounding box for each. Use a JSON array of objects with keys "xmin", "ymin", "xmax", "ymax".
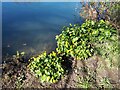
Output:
[{"xmin": 2, "ymin": 2, "xmax": 84, "ymax": 56}]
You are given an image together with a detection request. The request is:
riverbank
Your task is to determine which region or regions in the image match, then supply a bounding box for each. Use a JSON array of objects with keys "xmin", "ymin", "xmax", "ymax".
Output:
[{"xmin": 1, "ymin": 54, "xmax": 119, "ymax": 89}]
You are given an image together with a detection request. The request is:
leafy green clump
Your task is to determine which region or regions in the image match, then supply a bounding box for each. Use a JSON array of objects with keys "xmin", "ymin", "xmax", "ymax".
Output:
[
  {"xmin": 28, "ymin": 51, "xmax": 64, "ymax": 83},
  {"xmin": 56, "ymin": 20, "xmax": 118, "ymax": 60},
  {"xmin": 28, "ymin": 20, "xmax": 119, "ymax": 84}
]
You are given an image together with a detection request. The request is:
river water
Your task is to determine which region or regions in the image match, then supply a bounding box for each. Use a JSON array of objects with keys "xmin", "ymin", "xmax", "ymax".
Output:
[{"xmin": 2, "ymin": 2, "xmax": 84, "ymax": 56}]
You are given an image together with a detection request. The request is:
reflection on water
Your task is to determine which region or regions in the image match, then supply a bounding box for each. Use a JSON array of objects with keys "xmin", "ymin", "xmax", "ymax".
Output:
[{"xmin": 2, "ymin": 2, "xmax": 83, "ymax": 56}]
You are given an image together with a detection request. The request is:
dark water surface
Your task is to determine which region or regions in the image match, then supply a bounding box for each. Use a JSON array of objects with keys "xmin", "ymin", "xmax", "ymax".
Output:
[{"xmin": 2, "ymin": 2, "xmax": 83, "ymax": 56}]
